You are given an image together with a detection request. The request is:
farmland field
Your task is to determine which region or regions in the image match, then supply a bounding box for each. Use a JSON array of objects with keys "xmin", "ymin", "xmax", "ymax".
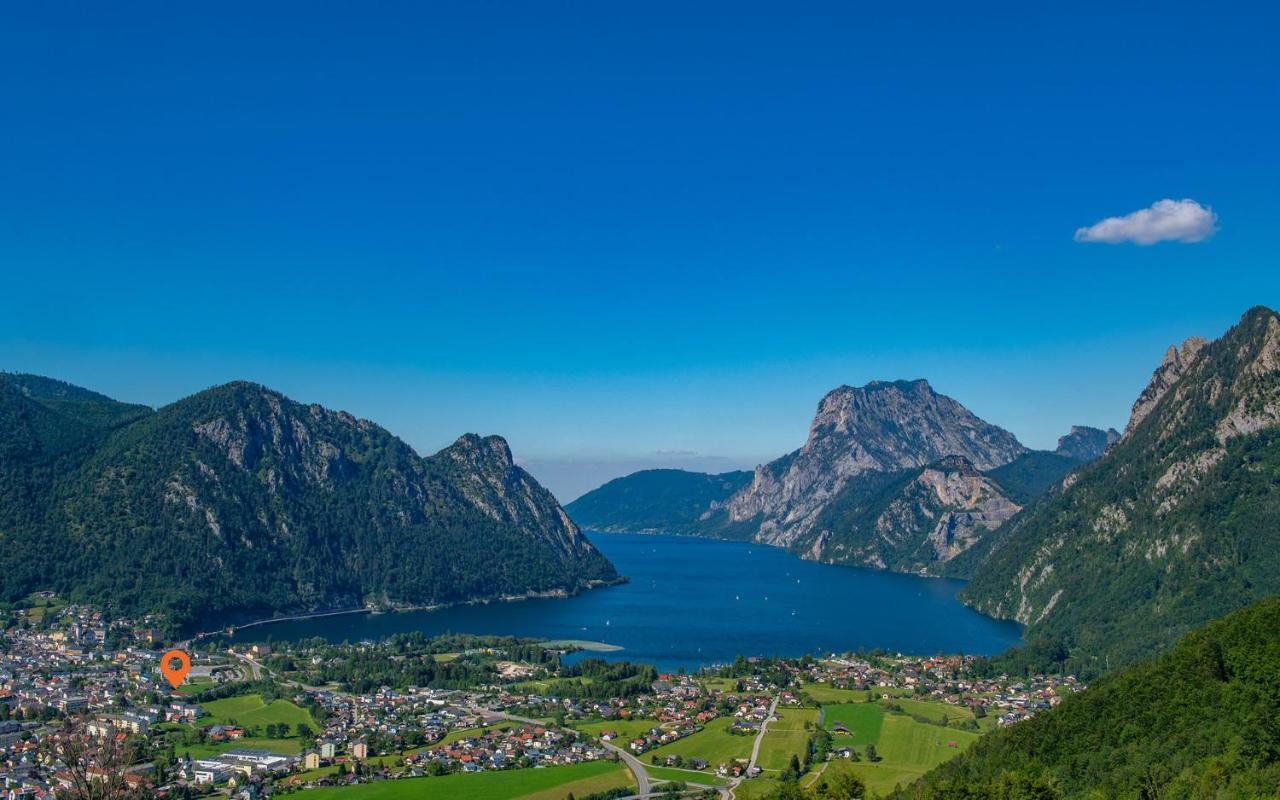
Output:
[
  {"xmin": 756, "ymin": 708, "xmax": 819, "ymax": 771},
  {"xmin": 808, "ymin": 699, "xmax": 982, "ymax": 794},
  {"xmin": 822, "ymin": 702, "xmax": 884, "ymax": 747},
  {"xmin": 572, "ymin": 718, "xmax": 663, "ymax": 741},
  {"xmin": 199, "ymin": 694, "xmax": 317, "ymax": 733},
  {"xmin": 297, "ymin": 761, "xmax": 632, "ymax": 800},
  {"xmin": 875, "ymin": 713, "xmax": 978, "ymax": 770},
  {"xmin": 645, "ymin": 765, "xmax": 729, "ymax": 786},
  {"xmin": 826, "ymin": 757, "xmax": 933, "ymax": 796},
  {"xmin": 176, "ymin": 736, "xmax": 302, "ymax": 760},
  {"xmin": 802, "ymin": 683, "xmax": 870, "ymax": 704},
  {"xmin": 891, "ymin": 697, "xmax": 976, "ymax": 725},
  {"xmin": 641, "ymin": 722, "xmax": 754, "ymax": 770}
]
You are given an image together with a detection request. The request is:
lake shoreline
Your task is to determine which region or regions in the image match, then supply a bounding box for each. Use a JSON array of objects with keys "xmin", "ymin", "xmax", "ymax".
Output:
[
  {"xmin": 224, "ymin": 533, "xmax": 1023, "ymax": 670},
  {"xmin": 200, "ymin": 576, "xmax": 628, "ymax": 642}
]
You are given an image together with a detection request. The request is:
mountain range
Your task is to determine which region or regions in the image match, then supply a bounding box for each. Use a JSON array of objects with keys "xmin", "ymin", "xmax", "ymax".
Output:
[
  {"xmin": 0, "ymin": 375, "xmax": 619, "ymax": 632},
  {"xmin": 568, "ymin": 381, "xmax": 1107, "ymax": 576},
  {"xmin": 569, "ymin": 305, "xmax": 1280, "ymax": 671},
  {"xmin": 901, "ymin": 596, "xmax": 1280, "ymax": 798},
  {"xmin": 961, "ymin": 306, "xmax": 1280, "ymax": 668}
]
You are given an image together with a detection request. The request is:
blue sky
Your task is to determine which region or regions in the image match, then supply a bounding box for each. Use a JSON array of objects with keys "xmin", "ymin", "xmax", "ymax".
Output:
[{"xmin": 3, "ymin": 2, "xmax": 1278, "ymax": 500}]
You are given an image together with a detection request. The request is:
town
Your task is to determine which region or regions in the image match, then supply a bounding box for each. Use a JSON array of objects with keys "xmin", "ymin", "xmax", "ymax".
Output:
[{"xmin": 0, "ymin": 594, "xmax": 1082, "ymax": 799}]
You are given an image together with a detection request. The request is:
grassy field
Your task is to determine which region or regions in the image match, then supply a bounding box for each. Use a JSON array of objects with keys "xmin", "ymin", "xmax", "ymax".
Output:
[
  {"xmin": 823, "ymin": 703, "xmax": 884, "ymax": 747},
  {"xmin": 572, "ymin": 718, "xmax": 662, "ymax": 740},
  {"xmin": 756, "ymin": 708, "xmax": 819, "ymax": 772},
  {"xmin": 200, "ymin": 694, "xmax": 318, "ymax": 733},
  {"xmin": 802, "ymin": 683, "xmax": 872, "ymax": 704},
  {"xmin": 734, "ymin": 776, "xmax": 781, "ymax": 799},
  {"xmin": 809, "ymin": 698, "xmax": 981, "ymax": 795},
  {"xmin": 891, "ymin": 697, "xmax": 976, "ymax": 726},
  {"xmin": 296, "ymin": 761, "xmax": 632, "ymax": 799},
  {"xmin": 22, "ymin": 593, "xmax": 68, "ymax": 623},
  {"xmin": 640, "ymin": 722, "xmax": 754, "ymax": 769},
  {"xmin": 176, "ymin": 736, "xmax": 303, "ymax": 760},
  {"xmin": 699, "ymin": 677, "xmax": 740, "ymax": 692},
  {"xmin": 875, "ymin": 714, "xmax": 978, "ymax": 770},
  {"xmin": 432, "ymin": 723, "xmax": 516, "ymax": 747},
  {"xmin": 825, "ymin": 756, "xmax": 932, "ymax": 796},
  {"xmin": 645, "ymin": 765, "xmax": 729, "ymax": 786}
]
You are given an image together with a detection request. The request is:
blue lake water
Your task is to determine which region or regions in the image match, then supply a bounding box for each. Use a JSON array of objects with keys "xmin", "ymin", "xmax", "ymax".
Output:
[{"xmin": 229, "ymin": 532, "xmax": 1022, "ymax": 670}]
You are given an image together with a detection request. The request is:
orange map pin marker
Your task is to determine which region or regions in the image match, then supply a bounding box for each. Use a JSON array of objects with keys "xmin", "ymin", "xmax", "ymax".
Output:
[{"xmin": 160, "ymin": 649, "xmax": 191, "ymax": 689}]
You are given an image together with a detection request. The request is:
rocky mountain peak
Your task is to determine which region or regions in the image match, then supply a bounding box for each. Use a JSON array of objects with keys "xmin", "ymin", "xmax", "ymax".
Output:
[
  {"xmin": 1123, "ymin": 336, "xmax": 1208, "ymax": 438},
  {"xmin": 961, "ymin": 305, "xmax": 1280, "ymax": 666},
  {"xmin": 1055, "ymin": 425, "xmax": 1122, "ymax": 461},
  {"xmin": 444, "ymin": 433, "xmax": 516, "ymax": 470},
  {"xmin": 717, "ymin": 379, "xmax": 1025, "ymax": 547}
]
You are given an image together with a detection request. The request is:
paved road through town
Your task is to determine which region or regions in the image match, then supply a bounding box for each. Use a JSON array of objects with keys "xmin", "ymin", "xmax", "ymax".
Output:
[{"xmin": 748, "ymin": 694, "xmax": 781, "ymax": 772}]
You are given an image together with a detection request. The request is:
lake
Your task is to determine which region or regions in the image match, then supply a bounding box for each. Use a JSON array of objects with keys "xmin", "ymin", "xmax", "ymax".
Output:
[{"xmin": 229, "ymin": 532, "xmax": 1022, "ymax": 670}]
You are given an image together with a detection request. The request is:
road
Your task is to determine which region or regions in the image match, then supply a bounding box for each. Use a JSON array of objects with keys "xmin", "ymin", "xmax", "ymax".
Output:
[
  {"xmin": 478, "ymin": 709, "xmax": 658, "ymax": 798},
  {"xmin": 219, "ymin": 661, "xmax": 718, "ymax": 799},
  {"xmin": 601, "ymin": 739, "xmax": 653, "ymax": 798},
  {"xmin": 747, "ymin": 695, "xmax": 781, "ymax": 772}
]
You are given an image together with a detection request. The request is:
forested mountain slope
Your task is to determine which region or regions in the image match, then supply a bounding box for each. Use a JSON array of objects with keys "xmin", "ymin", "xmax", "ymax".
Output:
[
  {"xmin": 0, "ymin": 377, "xmax": 618, "ymax": 632},
  {"xmin": 962, "ymin": 306, "xmax": 1280, "ymax": 669},
  {"xmin": 565, "ymin": 468, "xmax": 752, "ymax": 534},
  {"xmin": 900, "ymin": 597, "xmax": 1280, "ymax": 799}
]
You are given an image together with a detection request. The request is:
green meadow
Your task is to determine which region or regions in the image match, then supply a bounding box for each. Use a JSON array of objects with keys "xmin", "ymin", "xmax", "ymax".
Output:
[
  {"xmin": 823, "ymin": 702, "xmax": 884, "ymax": 746},
  {"xmin": 802, "ymin": 683, "xmax": 871, "ymax": 705},
  {"xmin": 807, "ymin": 696, "xmax": 983, "ymax": 794},
  {"xmin": 641, "ymin": 721, "xmax": 754, "ymax": 770},
  {"xmin": 891, "ymin": 697, "xmax": 976, "ymax": 725},
  {"xmin": 645, "ymin": 764, "xmax": 729, "ymax": 786},
  {"xmin": 296, "ymin": 761, "xmax": 632, "ymax": 800},
  {"xmin": 176, "ymin": 736, "xmax": 303, "ymax": 760},
  {"xmin": 572, "ymin": 717, "xmax": 663, "ymax": 741},
  {"xmin": 199, "ymin": 694, "xmax": 318, "ymax": 734},
  {"xmin": 756, "ymin": 708, "xmax": 819, "ymax": 771}
]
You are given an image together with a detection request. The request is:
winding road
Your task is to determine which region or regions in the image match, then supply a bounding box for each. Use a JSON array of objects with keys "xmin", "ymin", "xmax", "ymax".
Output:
[
  {"xmin": 748, "ymin": 695, "xmax": 781, "ymax": 772},
  {"xmin": 601, "ymin": 739, "xmax": 653, "ymax": 797}
]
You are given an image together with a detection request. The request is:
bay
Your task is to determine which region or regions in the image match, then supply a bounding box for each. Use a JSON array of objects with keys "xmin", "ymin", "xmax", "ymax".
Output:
[{"xmin": 229, "ymin": 532, "xmax": 1022, "ymax": 671}]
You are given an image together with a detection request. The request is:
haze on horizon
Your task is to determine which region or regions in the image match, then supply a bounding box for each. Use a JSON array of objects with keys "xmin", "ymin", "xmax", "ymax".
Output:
[{"xmin": 3, "ymin": 2, "xmax": 1278, "ymax": 501}]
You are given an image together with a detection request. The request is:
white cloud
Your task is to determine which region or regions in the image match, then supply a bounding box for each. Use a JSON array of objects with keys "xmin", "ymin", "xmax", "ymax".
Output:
[{"xmin": 1074, "ymin": 199, "xmax": 1218, "ymax": 245}]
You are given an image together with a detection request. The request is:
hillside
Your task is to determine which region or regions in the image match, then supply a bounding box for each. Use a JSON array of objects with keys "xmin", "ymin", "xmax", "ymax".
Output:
[
  {"xmin": 962, "ymin": 306, "xmax": 1280, "ymax": 669},
  {"xmin": 1053, "ymin": 424, "xmax": 1120, "ymax": 461},
  {"xmin": 983, "ymin": 450, "xmax": 1085, "ymax": 506},
  {"xmin": 707, "ymin": 379, "xmax": 1027, "ymax": 548},
  {"xmin": 0, "ymin": 377, "xmax": 619, "ymax": 631},
  {"xmin": 565, "ymin": 468, "xmax": 752, "ymax": 534},
  {"xmin": 565, "ymin": 385, "xmax": 1122, "ymax": 581},
  {"xmin": 899, "ymin": 597, "xmax": 1280, "ymax": 799},
  {"xmin": 802, "ymin": 456, "xmax": 1022, "ymax": 574}
]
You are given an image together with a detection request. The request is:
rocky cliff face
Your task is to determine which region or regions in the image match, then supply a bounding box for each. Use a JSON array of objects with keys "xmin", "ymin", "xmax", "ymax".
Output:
[
  {"xmin": 1054, "ymin": 425, "xmax": 1121, "ymax": 461},
  {"xmin": 962, "ymin": 306, "xmax": 1280, "ymax": 667},
  {"xmin": 805, "ymin": 455, "xmax": 1022, "ymax": 574},
  {"xmin": 1122, "ymin": 337, "xmax": 1208, "ymax": 438},
  {"xmin": 0, "ymin": 378, "xmax": 618, "ymax": 631},
  {"xmin": 710, "ymin": 379, "xmax": 1026, "ymax": 547}
]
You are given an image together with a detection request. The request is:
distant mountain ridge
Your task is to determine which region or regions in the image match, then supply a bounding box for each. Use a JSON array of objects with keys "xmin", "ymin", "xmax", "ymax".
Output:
[
  {"xmin": 1054, "ymin": 424, "xmax": 1120, "ymax": 461},
  {"xmin": 0, "ymin": 375, "xmax": 618, "ymax": 631},
  {"xmin": 565, "ymin": 469, "xmax": 752, "ymax": 534},
  {"xmin": 961, "ymin": 306, "xmax": 1280, "ymax": 668},
  {"xmin": 708, "ymin": 379, "xmax": 1028, "ymax": 548},
  {"xmin": 570, "ymin": 380, "xmax": 1119, "ymax": 578}
]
